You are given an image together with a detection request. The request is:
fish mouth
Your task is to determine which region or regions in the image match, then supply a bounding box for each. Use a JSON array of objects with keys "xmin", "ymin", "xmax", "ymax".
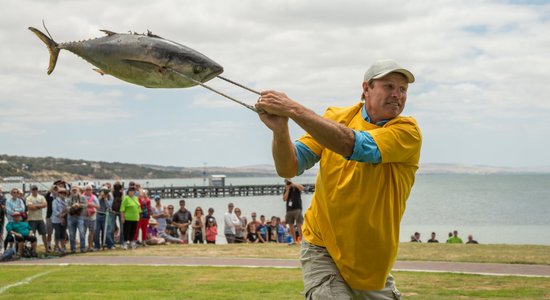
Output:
[{"xmin": 201, "ymin": 65, "xmax": 224, "ymax": 83}]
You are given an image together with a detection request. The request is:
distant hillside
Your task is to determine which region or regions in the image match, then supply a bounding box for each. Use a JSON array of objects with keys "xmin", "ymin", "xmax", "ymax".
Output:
[
  {"xmin": 0, "ymin": 154, "xmax": 279, "ymax": 182},
  {"xmin": 1, "ymin": 154, "xmax": 548, "ymax": 182}
]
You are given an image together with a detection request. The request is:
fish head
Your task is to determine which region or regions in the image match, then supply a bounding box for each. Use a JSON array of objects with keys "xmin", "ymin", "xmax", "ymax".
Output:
[
  {"xmin": 191, "ymin": 58, "xmax": 224, "ymax": 83},
  {"xmin": 168, "ymin": 47, "xmax": 224, "ymax": 84}
]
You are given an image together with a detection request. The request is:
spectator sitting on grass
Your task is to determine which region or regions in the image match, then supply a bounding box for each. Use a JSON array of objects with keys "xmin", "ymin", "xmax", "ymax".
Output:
[
  {"xmin": 257, "ymin": 215, "xmax": 268, "ymax": 242},
  {"xmin": 145, "ymin": 219, "xmax": 166, "ymax": 245},
  {"xmin": 447, "ymin": 230, "xmax": 464, "ymax": 244},
  {"xmin": 276, "ymin": 217, "xmax": 286, "ymax": 243},
  {"xmin": 246, "ymin": 222, "xmax": 263, "ymax": 243}
]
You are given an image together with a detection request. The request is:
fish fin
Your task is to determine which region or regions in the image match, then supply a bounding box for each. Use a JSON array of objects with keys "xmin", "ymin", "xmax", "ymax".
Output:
[
  {"xmin": 99, "ymin": 30, "xmax": 117, "ymax": 36},
  {"xmin": 28, "ymin": 27, "xmax": 60, "ymax": 75},
  {"xmin": 93, "ymin": 68, "xmax": 106, "ymax": 76},
  {"xmin": 122, "ymin": 59, "xmax": 164, "ymax": 73},
  {"xmin": 146, "ymin": 30, "xmax": 163, "ymax": 39}
]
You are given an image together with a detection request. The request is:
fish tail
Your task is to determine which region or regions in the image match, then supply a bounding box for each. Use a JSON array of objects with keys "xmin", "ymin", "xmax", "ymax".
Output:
[{"xmin": 28, "ymin": 27, "xmax": 60, "ymax": 75}]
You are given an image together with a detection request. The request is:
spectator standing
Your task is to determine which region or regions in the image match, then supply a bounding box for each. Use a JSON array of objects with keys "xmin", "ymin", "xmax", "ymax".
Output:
[
  {"xmin": 94, "ymin": 188, "xmax": 114, "ymax": 251},
  {"xmin": 427, "ymin": 232, "xmax": 439, "ymax": 243},
  {"xmin": 67, "ymin": 186, "xmax": 86, "ymax": 253},
  {"xmin": 51, "ymin": 188, "xmax": 68, "ymax": 254},
  {"xmin": 191, "ymin": 206, "xmax": 205, "ymax": 244},
  {"xmin": 82, "ymin": 185, "xmax": 99, "ymax": 252},
  {"xmin": 44, "ymin": 182, "xmax": 59, "ymax": 253},
  {"xmin": 165, "ymin": 205, "xmax": 180, "ymax": 240},
  {"xmin": 234, "ymin": 208, "xmax": 247, "ymax": 243},
  {"xmin": 223, "ymin": 202, "xmax": 241, "ymax": 244},
  {"xmin": 111, "ymin": 181, "xmax": 124, "ymax": 248},
  {"xmin": 447, "ymin": 230, "xmax": 464, "ymax": 244},
  {"xmin": 25, "ymin": 185, "xmax": 49, "ymax": 252},
  {"xmin": 283, "ymin": 178, "xmax": 304, "ymax": 245},
  {"xmin": 0, "ymin": 188, "xmax": 7, "ymax": 253},
  {"xmin": 120, "ymin": 187, "xmax": 140, "ymax": 250},
  {"xmin": 172, "ymin": 199, "xmax": 192, "ymax": 244},
  {"xmin": 6, "ymin": 188, "xmax": 26, "ymax": 223},
  {"xmin": 134, "ymin": 190, "xmax": 151, "ymax": 244},
  {"xmin": 466, "ymin": 234, "xmax": 479, "ymax": 244},
  {"xmin": 205, "ymin": 218, "xmax": 218, "ymax": 244},
  {"xmin": 249, "ymin": 212, "xmax": 260, "ymax": 229}
]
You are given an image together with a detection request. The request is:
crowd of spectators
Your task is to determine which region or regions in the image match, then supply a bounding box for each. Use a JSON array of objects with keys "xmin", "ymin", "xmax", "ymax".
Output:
[{"xmin": 0, "ymin": 179, "xmax": 301, "ymax": 260}]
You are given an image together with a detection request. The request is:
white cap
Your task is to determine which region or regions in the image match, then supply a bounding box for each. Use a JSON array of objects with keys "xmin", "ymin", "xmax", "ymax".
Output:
[{"xmin": 364, "ymin": 59, "xmax": 415, "ymax": 83}]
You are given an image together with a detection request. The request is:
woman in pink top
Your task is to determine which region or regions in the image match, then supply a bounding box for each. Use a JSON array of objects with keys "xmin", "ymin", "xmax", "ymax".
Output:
[{"xmin": 134, "ymin": 190, "xmax": 151, "ymax": 244}]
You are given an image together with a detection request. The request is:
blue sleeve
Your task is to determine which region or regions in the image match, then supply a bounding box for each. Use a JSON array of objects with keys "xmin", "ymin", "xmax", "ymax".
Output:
[
  {"xmin": 295, "ymin": 141, "xmax": 320, "ymax": 176},
  {"xmin": 347, "ymin": 130, "xmax": 382, "ymax": 163}
]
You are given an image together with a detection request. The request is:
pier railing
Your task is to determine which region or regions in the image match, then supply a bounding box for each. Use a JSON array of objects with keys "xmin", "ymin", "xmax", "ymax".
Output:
[
  {"xmin": 146, "ymin": 184, "xmax": 315, "ymax": 199},
  {"xmin": 1, "ymin": 183, "xmax": 316, "ymax": 199}
]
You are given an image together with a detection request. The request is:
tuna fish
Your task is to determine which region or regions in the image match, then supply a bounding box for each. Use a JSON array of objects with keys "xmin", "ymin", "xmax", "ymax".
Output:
[{"xmin": 28, "ymin": 26, "xmax": 224, "ymax": 88}]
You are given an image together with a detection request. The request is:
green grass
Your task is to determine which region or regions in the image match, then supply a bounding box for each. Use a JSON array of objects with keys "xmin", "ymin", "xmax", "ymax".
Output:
[
  {"xmin": 79, "ymin": 242, "xmax": 550, "ymax": 265},
  {"xmin": 397, "ymin": 243, "xmax": 550, "ymax": 265},
  {"xmin": 0, "ymin": 266, "xmax": 549, "ymax": 299}
]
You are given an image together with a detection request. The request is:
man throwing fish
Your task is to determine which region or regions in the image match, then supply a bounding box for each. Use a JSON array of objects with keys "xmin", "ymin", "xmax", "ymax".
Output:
[{"xmin": 256, "ymin": 59, "xmax": 421, "ymax": 299}]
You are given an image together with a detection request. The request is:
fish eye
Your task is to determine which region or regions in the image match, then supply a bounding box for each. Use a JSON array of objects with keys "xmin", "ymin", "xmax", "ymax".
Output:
[{"xmin": 193, "ymin": 65, "xmax": 204, "ymax": 74}]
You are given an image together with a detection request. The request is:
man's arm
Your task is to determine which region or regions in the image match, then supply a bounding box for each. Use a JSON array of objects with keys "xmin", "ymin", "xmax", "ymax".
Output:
[{"xmin": 256, "ymin": 91, "xmax": 355, "ymax": 161}]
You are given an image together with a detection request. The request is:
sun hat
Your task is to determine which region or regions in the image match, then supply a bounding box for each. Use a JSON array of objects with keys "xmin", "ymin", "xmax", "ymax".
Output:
[
  {"xmin": 149, "ymin": 218, "xmax": 158, "ymax": 225},
  {"xmin": 364, "ymin": 59, "xmax": 415, "ymax": 83}
]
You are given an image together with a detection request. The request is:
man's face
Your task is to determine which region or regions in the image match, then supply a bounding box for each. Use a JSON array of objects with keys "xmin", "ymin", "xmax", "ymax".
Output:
[
  {"xmin": 363, "ymin": 73, "xmax": 409, "ymax": 123},
  {"xmin": 260, "ymin": 216, "xmax": 265, "ymax": 223},
  {"xmin": 31, "ymin": 189, "xmax": 38, "ymax": 196},
  {"xmin": 251, "ymin": 213, "xmax": 257, "ymax": 220},
  {"xmin": 10, "ymin": 190, "xmax": 18, "ymax": 198},
  {"xmin": 228, "ymin": 203, "xmax": 234, "ymax": 212}
]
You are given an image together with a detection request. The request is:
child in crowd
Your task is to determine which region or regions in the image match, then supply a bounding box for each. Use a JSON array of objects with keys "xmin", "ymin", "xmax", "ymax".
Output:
[
  {"xmin": 276, "ymin": 217, "xmax": 286, "ymax": 243},
  {"xmin": 146, "ymin": 219, "xmax": 165, "ymax": 245},
  {"xmin": 246, "ymin": 222, "xmax": 264, "ymax": 243},
  {"xmin": 205, "ymin": 218, "xmax": 217, "ymax": 244}
]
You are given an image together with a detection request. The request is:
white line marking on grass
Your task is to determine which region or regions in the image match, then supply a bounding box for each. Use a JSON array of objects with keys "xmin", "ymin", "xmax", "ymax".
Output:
[{"xmin": 0, "ymin": 270, "xmax": 55, "ymax": 294}]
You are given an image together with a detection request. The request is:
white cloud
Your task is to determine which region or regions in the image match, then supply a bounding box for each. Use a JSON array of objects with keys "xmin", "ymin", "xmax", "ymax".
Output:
[{"xmin": 1, "ymin": 0, "xmax": 549, "ymax": 167}]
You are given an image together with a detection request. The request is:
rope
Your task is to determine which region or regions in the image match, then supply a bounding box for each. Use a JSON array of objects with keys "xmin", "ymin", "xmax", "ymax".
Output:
[{"xmin": 166, "ymin": 68, "xmax": 261, "ymax": 113}]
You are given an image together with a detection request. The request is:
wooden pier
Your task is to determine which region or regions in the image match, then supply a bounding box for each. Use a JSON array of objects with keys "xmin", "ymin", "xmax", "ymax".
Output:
[{"xmin": 146, "ymin": 184, "xmax": 315, "ymax": 199}]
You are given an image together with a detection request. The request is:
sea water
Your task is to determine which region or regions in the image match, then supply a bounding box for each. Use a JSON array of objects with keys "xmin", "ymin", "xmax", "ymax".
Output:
[{"xmin": 3, "ymin": 174, "xmax": 550, "ymax": 245}]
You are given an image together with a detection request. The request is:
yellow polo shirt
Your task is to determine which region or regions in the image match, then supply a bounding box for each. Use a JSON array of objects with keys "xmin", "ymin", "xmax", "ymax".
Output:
[{"xmin": 300, "ymin": 102, "xmax": 422, "ymax": 290}]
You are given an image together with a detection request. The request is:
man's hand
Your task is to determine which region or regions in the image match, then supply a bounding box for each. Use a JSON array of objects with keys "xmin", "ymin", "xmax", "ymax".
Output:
[{"xmin": 255, "ymin": 90, "xmax": 299, "ymax": 178}]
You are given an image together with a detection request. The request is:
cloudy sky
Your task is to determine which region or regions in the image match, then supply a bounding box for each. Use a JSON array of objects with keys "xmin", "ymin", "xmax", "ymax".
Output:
[{"xmin": 1, "ymin": 0, "xmax": 549, "ymax": 169}]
